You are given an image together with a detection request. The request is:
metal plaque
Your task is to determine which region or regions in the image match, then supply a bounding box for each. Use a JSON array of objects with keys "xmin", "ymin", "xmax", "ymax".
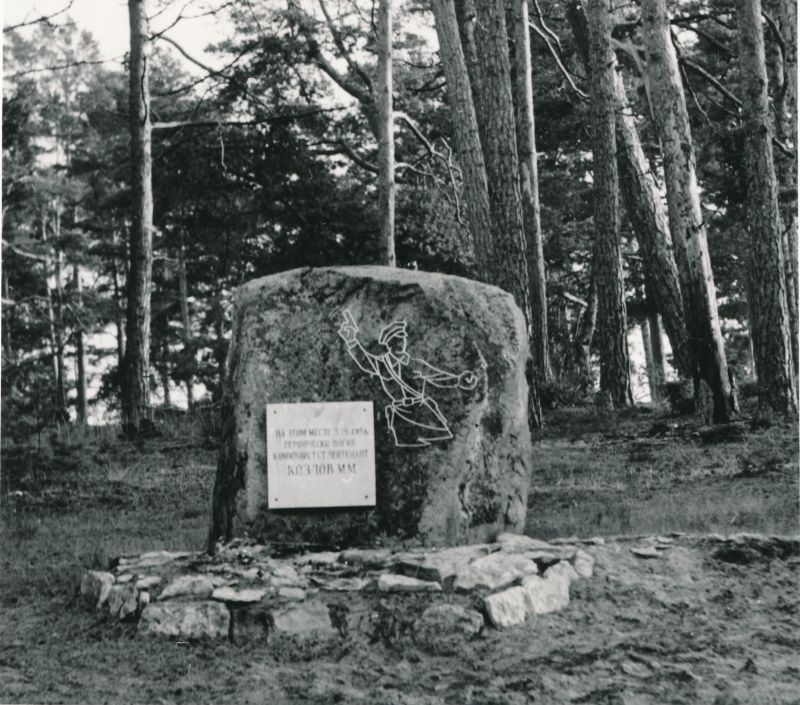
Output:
[{"xmin": 266, "ymin": 401, "xmax": 376, "ymax": 509}]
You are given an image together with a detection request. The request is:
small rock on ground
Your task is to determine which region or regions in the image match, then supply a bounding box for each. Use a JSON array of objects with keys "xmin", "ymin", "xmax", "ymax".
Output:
[
  {"xmin": 454, "ymin": 552, "xmax": 538, "ymax": 591},
  {"xmin": 211, "ymin": 587, "xmax": 267, "ymax": 603},
  {"xmin": 139, "ymin": 601, "xmax": 230, "ymax": 639},
  {"xmin": 484, "ymin": 586, "xmax": 528, "ymax": 628},
  {"xmin": 159, "ymin": 575, "xmax": 214, "ymax": 600},
  {"xmin": 522, "ymin": 574, "xmax": 570, "ymax": 615},
  {"xmin": 378, "ymin": 574, "xmax": 442, "ymax": 593},
  {"xmin": 108, "ymin": 585, "xmax": 139, "ymax": 620},
  {"xmin": 271, "ymin": 600, "xmax": 336, "ymax": 638},
  {"xmin": 80, "ymin": 571, "xmax": 114, "ymax": 610}
]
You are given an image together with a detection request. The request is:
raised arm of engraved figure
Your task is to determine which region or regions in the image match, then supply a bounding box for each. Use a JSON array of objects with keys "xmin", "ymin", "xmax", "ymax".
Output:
[{"xmin": 338, "ymin": 309, "xmax": 381, "ymax": 376}]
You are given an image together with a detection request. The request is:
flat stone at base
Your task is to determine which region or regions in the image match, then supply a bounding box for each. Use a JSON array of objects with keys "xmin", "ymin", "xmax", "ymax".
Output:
[
  {"xmin": 80, "ymin": 571, "xmax": 114, "ymax": 610},
  {"xmin": 522, "ymin": 574, "xmax": 570, "ymax": 615},
  {"xmin": 271, "ymin": 600, "xmax": 336, "ymax": 637},
  {"xmin": 572, "ymin": 549, "xmax": 594, "ymax": 578},
  {"xmin": 278, "ymin": 587, "xmax": 306, "ymax": 601},
  {"xmin": 631, "ymin": 547, "xmax": 660, "ymax": 559},
  {"xmin": 159, "ymin": 575, "xmax": 214, "ymax": 600},
  {"xmin": 495, "ymin": 533, "xmax": 558, "ymax": 553},
  {"xmin": 543, "ymin": 561, "xmax": 579, "ymax": 583},
  {"xmin": 108, "ymin": 584, "xmax": 139, "ymax": 620},
  {"xmin": 211, "ymin": 587, "xmax": 267, "ymax": 604},
  {"xmin": 377, "ymin": 574, "xmax": 442, "ymax": 593},
  {"xmin": 124, "ymin": 550, "xmax": 192, "ymax": 569},
  {"xmin": 135, "ymin": 576, "xmax": 162, "ymax": 590},
  {"xmin": 484, "ymin": 586, "xmax": 528, "ymax": 628},
  {"xmin": 398, "ymin": 545, "xmax": 493, "ymax": 583},
  {"xmin": 139, "ymin": 601, "xmax": 230, "ymax": 639},
  {"xmin": 340, "ymin": 549, "xmax": 392, "ymax": 568},
  {"xmin": 454, "ymin": 552, "xmax": 538, "ymax": 591}
]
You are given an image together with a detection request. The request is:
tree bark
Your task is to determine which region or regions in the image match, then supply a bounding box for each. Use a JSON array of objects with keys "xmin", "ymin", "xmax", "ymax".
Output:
[
  {"xmin": 736, "ymin": 0, "xmax": 797, "ymax": 415},
  {"xmin": 765, "ymin": 0, "xmax": 798, "ymax": 372},
  {"xmin": 587, "ymin": 0, "xmax": 632, "ymax": 407},
  {"xmin": 376, "ymin": 0, "xmax": 396, "ymax": 266},
  {"xmin": 41, "ymin": 216, "xmax": 61, "ymax": 398},
  {"xmin": 111, "ymin": 256, "xmax": 126, "ymax": 398},
  {"xmin": 565, "ymin": 0, "xmax": 691, "ymax": 379},
  {"xmin": 73, "ymin": 265, "xmax": 88, "ymax": 424},
  {"xmin": 646, "ymin": 279, "xmax": 667, "ymax": 398},
  {"xmin": 430, "ymin": 0, "xmax": 494, "ymax": 281},
  {"xmin": 178, "ymin": 232, "xmax": 195, "ymax": 408},
  {"xmin": 431, "ymin": 0, "xmax": 542, "ymax": 428},
  {"xmin": 53, "ymin": 209, "xmax": 68, "ymax": 418},
  {"xmin": 641, "ymin": 0, "xmax": 735, "ymax": 422},
  {"xmin": 573, "ymin": 273, "xmax": 597, "ymax": 376},
  {"xmin": 512, "ymin": 0, "xmax": 551, "ymax": 382},
  {"xmin": 123, "ymin": 0, "xmax": 154, "ymax": 433},
  {"xmin": 1, "ymin": 271, "xmax": 13, "ymax": 366}
]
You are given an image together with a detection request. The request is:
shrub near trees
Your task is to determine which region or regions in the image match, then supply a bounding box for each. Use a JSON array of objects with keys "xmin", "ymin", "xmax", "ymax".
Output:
[{"xmin": 2, "ymin": 0, "xmax": 796, "ymax": 438}]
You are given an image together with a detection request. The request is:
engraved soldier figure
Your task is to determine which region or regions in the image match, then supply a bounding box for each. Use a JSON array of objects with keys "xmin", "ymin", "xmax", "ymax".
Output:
[{"xmin": 338, "ymin": 309, "xmax": 478, "ymax": 447}]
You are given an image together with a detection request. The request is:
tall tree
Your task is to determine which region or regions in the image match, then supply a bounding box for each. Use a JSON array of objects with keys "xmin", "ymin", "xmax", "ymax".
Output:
[
  {"xmin": 565, "ymin": 0, "xmax": 691, "ymax": 379},
  {"xmin": 641, "ymin": 0, "xmax": 736, "ymax": 422},
  {"xmin": 431, "ymin": 0, "xmax": 542, "ymax": 428},
  {"xmin": 122, "ymin": 0, "xmax": 154, "ymax": 432},
  {"xmin": 586, "ymin": 0, "xmax": 631, "ymax": 406},
  {"xmin": 512, "ymin": 0, "xmax": 551, "ymax": 382},
  {"xmin": 736, "ymin": 0, "xmax": 797, "ymax": 415},
  {"xmin": 377, "ymin": 0, "xmax": 396, "ymax": 266}
]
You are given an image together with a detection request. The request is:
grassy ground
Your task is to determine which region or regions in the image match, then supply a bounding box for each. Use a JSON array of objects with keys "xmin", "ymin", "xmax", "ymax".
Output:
[{"xmin": 1, "ymin": 402, "xmax": 798, "ymax": 704}]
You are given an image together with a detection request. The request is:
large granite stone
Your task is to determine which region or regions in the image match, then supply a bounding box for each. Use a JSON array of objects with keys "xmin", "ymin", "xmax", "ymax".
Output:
[{"xmin": 209, "ymin": 266, "xmax": 533, "ymax": 547}]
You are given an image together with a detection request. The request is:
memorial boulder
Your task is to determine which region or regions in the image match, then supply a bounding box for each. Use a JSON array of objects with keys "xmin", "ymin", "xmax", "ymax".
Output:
[{"xmin": 208, "ymin": 266, "xmax": 533, "ymax": 548}]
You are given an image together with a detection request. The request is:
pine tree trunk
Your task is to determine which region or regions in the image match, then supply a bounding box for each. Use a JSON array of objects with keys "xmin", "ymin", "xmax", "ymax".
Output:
[
  {"xmin": 512, "ymin": 0, "xmax": 551, "ymax": 382},
  {"xmin": 641, "ymin": 318, "xmax": 658, "ymax": 402},
  {"xmin": 766, "ymin": 0, "xmax": 798, "ymax": 372},
  {"xmin": 178, "ymin": 233, "xmax": 195, "ymax": 408},
  {"xmin": 587, "ymin": 0, "xmax": 632, "ymax": 407},
  {"xmin": 41, "ymin": 216, "xmax": 61, "ymax": 397},
  {"xmin": 53, "ymin": 213, "xmax": 68, "ymax": 419},
  {"xmin": 73, "ymin": 265, "xmax": 88, "ymax": 424},
  {"xmin": 565, "ymin": 0, "xmax": 691, "ymax": 379},
  {"xmin": 111, "ymin": 257, "xmax": 126, "ymax": 395},
  {"xmin": 431, "ymin": 0, "xmax": 542, "ymax": 428},
  {"xmin": 736, "ymin": 0, "xmax": 797, "ymax": 415},
  {"xmin": 573, "ymin": 274, "xmax": 597, "ymax": 377},
  {"xmin": 430, "ymin": 0, "xmax": 494, "ymax": 281},
  {"xmin": 646, "ymin": 279, "xmax": 668, "ymax": 398},
  {"xmin": 641, "ymin": 0, "xmax": 734, "ymax": 422},
  {"xmin": 1, "ymin": 271, "xmax": 13, "ymax": 366},
  {"xmin": 376, "ymin": 0, "xmax": 396, "ymax": 267},
  {"xmin": 160, "ymin": 336, "xmax": 172, "ymax": 408},
  {"xmin": 123, "ymin": 0, "xmax": 154, "ymax": 434}
]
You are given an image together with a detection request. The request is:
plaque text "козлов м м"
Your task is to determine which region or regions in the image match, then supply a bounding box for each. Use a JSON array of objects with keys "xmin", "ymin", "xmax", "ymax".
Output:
[{"xmin": 266, "ymin": 401, "xmax": 376, "ymax": 509}]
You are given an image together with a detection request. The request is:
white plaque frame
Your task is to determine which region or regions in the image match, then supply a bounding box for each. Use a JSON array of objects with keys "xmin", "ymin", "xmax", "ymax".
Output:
[{"xmin": 266, "ymin": 401, "xmax": 376, "ymax": 509}]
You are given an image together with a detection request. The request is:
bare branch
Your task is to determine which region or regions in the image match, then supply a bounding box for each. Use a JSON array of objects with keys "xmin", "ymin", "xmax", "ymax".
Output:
[
  {"xmin": 156, "ymin": 33, "xmax": 273, "ymax": 114},
  {"xmin": 530, "ymin": 19, "xmax": 588, "ymax": 100},
  {"xmin": 5, "ymin": 57, "xmax": 122, "ymax": 79},
  {"xmin": 680, "ymin": 57, "xmax": 742, "ymax": 107},
  {"xmin": 317, "ymin": 0, "xmax": 374, "ymax": 91},
  {"xmin": 3, "ymin": 241, "xmax": 48, "ymax": 262},
  {"xmin": 4, "ymin": 0, "xmax": 74, "ymax": 32}
]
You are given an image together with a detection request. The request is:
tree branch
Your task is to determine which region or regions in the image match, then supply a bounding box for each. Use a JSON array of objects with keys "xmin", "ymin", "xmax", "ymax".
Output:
[
  {"xmin": 3, "ymin": 0, "xmax": 74, "ymax": 32},
  {"xmin": 316, "ymin": 0, "xmax": 374, "ymax": 91},
  {"xmin": 530, "ymin": 19, "xmax": 588, "ymax": 100}
]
